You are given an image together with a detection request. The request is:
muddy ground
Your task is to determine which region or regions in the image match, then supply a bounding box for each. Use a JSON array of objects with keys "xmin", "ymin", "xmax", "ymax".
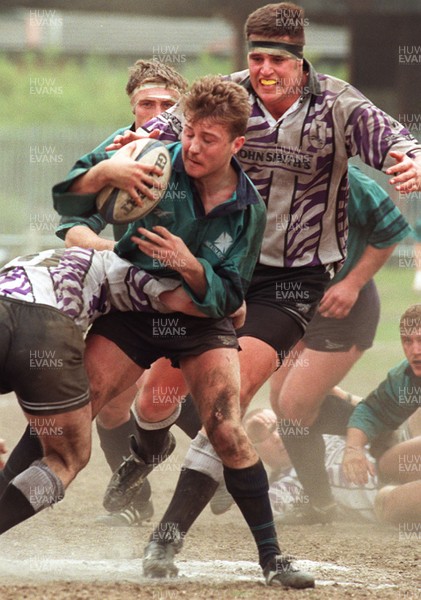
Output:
[{"xmin": 0, "ymin": 392, "xmax": 420, "ymax": 600}]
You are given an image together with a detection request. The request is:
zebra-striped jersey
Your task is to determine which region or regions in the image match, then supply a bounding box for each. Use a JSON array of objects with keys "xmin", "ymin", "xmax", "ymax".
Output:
[
  {"xmin": 144, "ymin": 61, "xmax": 421, "ymax": 271},
  {"xmin": 0, "ymin": 247, "xmax": 178, "ymax": 331}
]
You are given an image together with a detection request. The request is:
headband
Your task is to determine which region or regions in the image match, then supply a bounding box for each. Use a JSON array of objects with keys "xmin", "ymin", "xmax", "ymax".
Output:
[
  {"xmin": 247, "ymin": 40, "xmax": 304, "ymax": 60},
  {"xmin": 130, "ymin": 83, "xmax": 181, "ymax": 110}
]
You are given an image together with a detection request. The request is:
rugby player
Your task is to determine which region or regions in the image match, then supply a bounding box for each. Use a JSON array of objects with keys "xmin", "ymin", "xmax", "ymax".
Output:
[
  {"xmin": 343, "ymin": 304, "xmax": 421, "ymax": 525},
  {"xmin": 53, "ymin": 76, "xmax": 315, "ymax": 589},
  {"xmin": 268, "ymin": 164, "xmax": 413, "ymax": 524},
  {"xmin": 0, "ymin": 246, "xmax": 200, "ymax": 534}
]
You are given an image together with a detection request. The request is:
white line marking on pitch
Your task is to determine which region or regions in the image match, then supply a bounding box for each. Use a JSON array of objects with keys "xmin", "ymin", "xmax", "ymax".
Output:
[{"xmin": 0, "ymin": 558, "xmax": 406, "ymax": 590}]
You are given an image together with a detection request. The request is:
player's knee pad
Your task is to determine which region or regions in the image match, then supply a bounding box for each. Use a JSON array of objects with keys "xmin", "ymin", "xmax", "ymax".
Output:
[
  {"xmin": 183, "ymin": 432, "xmax": 223, "ymax": 483},
  {"xmin": 11, "ymin": 460, "xmax": 64, "ymax": 513}
]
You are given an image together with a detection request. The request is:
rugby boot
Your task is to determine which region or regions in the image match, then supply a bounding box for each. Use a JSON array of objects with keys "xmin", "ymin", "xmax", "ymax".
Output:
[
  {"xmin": 103, "ymin": 432, "xmax": 176, "ymax": 512},
  {"xmin": 263, "ymin": 555, "xmax": 315, "ymax": 588},
  {"xmin": 142, "ymin": 540, "xmax": 180, "ymax": 578},
  {"xmin": 96, "ymin": 499, "xmax": 154, "ymax": 527}
]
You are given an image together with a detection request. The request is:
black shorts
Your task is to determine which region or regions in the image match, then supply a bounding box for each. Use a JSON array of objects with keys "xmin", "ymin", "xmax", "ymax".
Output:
[
  {"xmin": 89, "ymin": 311, "xmax": 239, "ymax": 369},
  {"xmin": 237, "ymin": 264, "xmax": 331, "ymax": 361},
  {"xmin": 0, "ymin": 297, "xmax": 89, "ymax": 416},
  {"xmin": 303, "ymin": 279, "xmax": 380, "ymax": 352}
]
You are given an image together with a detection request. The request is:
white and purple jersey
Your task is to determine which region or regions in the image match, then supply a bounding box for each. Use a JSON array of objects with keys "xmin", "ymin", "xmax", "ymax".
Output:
[
  {"xmin": 145, "ymin": 62, "xmax": 421, "ymax": 271},
  {"xmin": 0, "ymin": 247, "xmax": 178, "ymax": 331}
]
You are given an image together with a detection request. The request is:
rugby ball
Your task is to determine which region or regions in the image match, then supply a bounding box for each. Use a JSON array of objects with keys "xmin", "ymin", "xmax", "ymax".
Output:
[{"xmin": 96, "ymin": 138, "xmax": 171, "ymax": 224}]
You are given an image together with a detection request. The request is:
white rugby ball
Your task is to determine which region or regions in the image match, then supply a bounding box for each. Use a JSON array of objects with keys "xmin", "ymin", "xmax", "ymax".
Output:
[{"xmin": 96, "ymin": 138, "xmax": 171, "ymax": 224}]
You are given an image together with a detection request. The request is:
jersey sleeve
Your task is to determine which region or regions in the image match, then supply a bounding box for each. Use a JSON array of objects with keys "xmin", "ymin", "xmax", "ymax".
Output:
[
  {"xmin": 339, "ymin": 86, "xmax": 421, "ymax": 170},
  {"xmin": 347, "ymin": 364, "xmax": 420, "ymax": 440},
  {"xmin": 141, "ymin": 104, "xmax": 184, "ymax": 142},
  {"xmin": 347, "ymin": 165, "xmax": 413, "ymax": 248},
  {"xmin": 55, "ymin": 213, "xmax": 108, "ymax": 241}
]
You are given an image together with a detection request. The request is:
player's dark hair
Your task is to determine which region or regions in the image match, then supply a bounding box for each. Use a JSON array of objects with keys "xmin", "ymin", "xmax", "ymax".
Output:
[{"xmin": 245, "ymin": 2, "xmax": 306, "ymax": 44}]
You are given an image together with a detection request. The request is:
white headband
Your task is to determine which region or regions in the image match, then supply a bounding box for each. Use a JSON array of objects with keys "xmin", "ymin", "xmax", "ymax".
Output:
[{"xmin": 130, "ymin": 83, "xmax": 181, "ymax": 110}]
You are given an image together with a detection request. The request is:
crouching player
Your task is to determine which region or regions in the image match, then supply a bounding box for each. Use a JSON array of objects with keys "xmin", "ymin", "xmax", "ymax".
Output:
[
  {"xmin": 0, "ymin": 246, "xmax": 201, "ymax": 533},
  {"xmin": 343, "ymin": 304, "xmax": 421, "ymax": 525}
]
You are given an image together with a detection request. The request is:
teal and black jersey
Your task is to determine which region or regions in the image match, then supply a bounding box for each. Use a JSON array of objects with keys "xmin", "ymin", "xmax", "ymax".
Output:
[
  {"xmin": 348, "ymin": 359, "xmax": 421, "ymax": 440},
  {"xmin": 332, "ymin": 165, "xmax": 413, "ymax": 284},
  {"xmin": 53, "ymin": 142, "xmax": 266, "ymax": 319}
]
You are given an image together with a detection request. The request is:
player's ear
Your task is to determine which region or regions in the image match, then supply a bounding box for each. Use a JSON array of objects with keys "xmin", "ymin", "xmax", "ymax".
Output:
[{"xmin": 232, "ymin": 136, "xmax": 246, "ymax": 155}]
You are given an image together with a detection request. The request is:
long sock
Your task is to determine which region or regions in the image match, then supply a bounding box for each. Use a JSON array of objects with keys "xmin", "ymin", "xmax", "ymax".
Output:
[
  {"xmin": 0, "ymin": 424, "xmax": 43, "ymax": 496},
  {"xmin": 311, "ymin": 393, "xmax": 355, "ymax": 435},
  {"xmin": 0, "ymin": 484, "xmax": 35, "ymax": 534},
  {"xmin": 175, "ymin": 394, "xmax": 202, "ymax": 439},
  {"xmin": 224, "ymin": 460, "xmax": 280, "ymax": 570},
  {"xmin": 96, "ymin": 412, "xmax": 137, "ymax": 472},
  {"xmin": 135, "ymin": 424, "xmax": 172, "ymax": 463},
  {"xmin": 279, "ymin": 393, "xmax": 356, "ymax": 506},
  {"xmin": 134, "ymin": 405, "xmax": 181, "ymax": 463},
  {"xmin": 0, "ymin": 461, "xmax": 64, "ymax": 535},
  {"xmin": 149, "ymin": 468, "xmax": 218, "ymax": 547},
  {"xmin": 280, "ymin": 424, "xmax": 332, "ymax": 507},
  {"xmin": 96, "ymin": 413, "xmax": 151, "ymax": 505}
]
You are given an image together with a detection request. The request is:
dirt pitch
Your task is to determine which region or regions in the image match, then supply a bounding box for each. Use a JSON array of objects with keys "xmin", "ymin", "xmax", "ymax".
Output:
[{"xmin": 0, "ymin": 391, "xmax": 420, "ymax": 600}]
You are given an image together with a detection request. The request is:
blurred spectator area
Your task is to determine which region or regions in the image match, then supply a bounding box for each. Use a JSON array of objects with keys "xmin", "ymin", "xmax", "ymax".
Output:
[
  {"xmin": 0, "ymin": 5, "xmax": 419, "ymax": 264},
  {"xmin": 0, "ymin": 125, "xmax": 112, "ymax": 265},
  {"xmin": 0, "ymin": 8, "xmax": 348, "ymax": 65}
]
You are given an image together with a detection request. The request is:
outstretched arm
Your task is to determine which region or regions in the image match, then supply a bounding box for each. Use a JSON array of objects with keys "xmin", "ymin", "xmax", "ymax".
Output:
[
  {"xmin": 386, "ymin": 151, "xmax": 421, "ymax": 193},
  {"xmin": 342, "ymin": 427, "xmax": 376, "ymax": 485},
  {"xmin": 105, "ymin": 127, "xmax": 161, "ymax": 152},
  {"xmin": 64, "ymin": 225, "xmax": 116, "ymax": 251},
  {"xmin": 158, "ymin": 286, "xmax": 207, "ymax": 317}
]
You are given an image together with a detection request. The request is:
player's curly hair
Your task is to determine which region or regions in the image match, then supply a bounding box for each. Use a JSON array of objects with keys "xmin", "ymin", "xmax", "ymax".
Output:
[
  {"xmin": 400, "ymin": 304, "xmax": 421, "ymax": 334},
  {"xmin": 125, "ymin": 60, "xmax": 188, "ymax": 96},
  {"xmin": 181, "ymin": 76, "xmax": 250, "ymax": 140},
  {"xmin": 245, "ymin": 2, "xmax": 306, "ymax": 44}
]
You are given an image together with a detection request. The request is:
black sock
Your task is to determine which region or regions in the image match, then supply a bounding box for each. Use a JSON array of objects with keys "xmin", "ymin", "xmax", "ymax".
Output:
[
  {"xmin": 311, "ymin": 393, "xmax": 355, "ymax": 435},
  {"xmin": 278, "ymin": 393, "xmax": 356, "ymax": 508},
  {"xmin": 149, "ymin": 468, "xmax": 218, "ymax": 546},
  {"xmin": 0, "ymin": 424, "xmax": 43, "ymax": 496},
  {"xmin": 280, "ymin": 423, "xmax": 333, "ymax": 507},
  {"xmin": 134, "ymin": 423, "xmax": 172, "ymax": 464},
  {"xmin": 0, "ymin": 483, "xmax": 36, "ymax": 535},
  {"xmin": 0, "ymin": 471, "xmax": 7, "ymax": 497},
  {"xmin": 96, "ymin": 412, "xmax": 137, "ymax": 472},
  {"xmin": 224, "ymin": 460, "xmax": 280, "ymax": 570},
  {"xmin": 175, "ymin": 394, "xmax": 202, "ymax": 439},
  {"xmin": 96, "ymin": 413, "xmax": 152, "ymax": 505}
]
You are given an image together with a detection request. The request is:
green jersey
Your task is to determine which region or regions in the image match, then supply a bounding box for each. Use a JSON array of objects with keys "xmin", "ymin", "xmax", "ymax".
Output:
[{"xmin": 53, "ymin": 142, "xmax": 266, "ymax": 319}]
